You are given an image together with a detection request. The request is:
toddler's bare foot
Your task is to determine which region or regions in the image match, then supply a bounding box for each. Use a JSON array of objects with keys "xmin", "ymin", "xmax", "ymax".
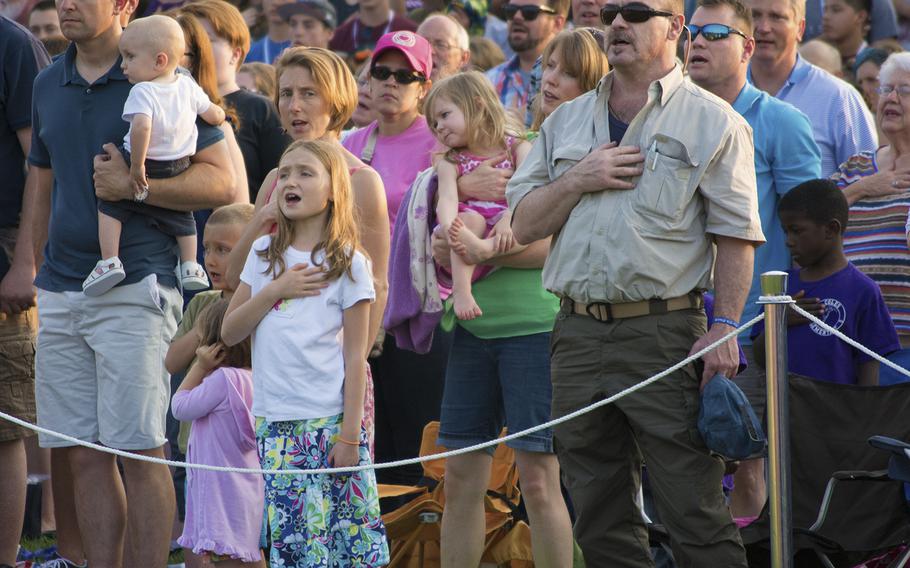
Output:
[
  {"xmin": 449, "ymin": 218, "xmax": 495, "ymax": 265},
  {"xmin": 453, "ymin": 291, "xmax": 483, "ymax": 320}
]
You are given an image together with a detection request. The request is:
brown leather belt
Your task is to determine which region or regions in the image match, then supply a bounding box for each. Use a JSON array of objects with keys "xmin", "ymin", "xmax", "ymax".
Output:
[{"xmin": 561, "ymin": 292, "xmax": 704, "ymax": 323}]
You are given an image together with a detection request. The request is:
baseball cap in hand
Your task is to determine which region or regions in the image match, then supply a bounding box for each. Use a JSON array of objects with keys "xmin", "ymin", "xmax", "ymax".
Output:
[
  {"xmin": 371, "ymin": 31, "xmax": 433, "ymax": 79},
  {"xmin": 697, "ymin": 374, "xmax": 766, "ymax": 461},
  {"xmin": 277, "ymin": 0, "xmax": 337, "ymax": 29}
]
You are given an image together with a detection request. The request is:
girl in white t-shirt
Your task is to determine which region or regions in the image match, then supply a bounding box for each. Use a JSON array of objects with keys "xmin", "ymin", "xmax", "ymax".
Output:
[{"xmin": 222, "ymin": 139, "xmax": 389, "ymax": 568}]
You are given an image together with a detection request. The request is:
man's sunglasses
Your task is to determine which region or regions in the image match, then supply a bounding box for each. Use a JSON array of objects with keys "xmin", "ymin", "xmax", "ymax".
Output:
[
  {"xmin": 600, "ymin": 3, "xmax": 674, "ymax": 25},
  {"xmin": 685, "ymin": 23, "xmax": 748, "ymax": 41},
  {"xmin": 503, "ymin": 3, "xmax": 557, "ymax": 21},
  {"xmin": 370, "ymin": 65, "xmax": 426, "ymax": 84}
]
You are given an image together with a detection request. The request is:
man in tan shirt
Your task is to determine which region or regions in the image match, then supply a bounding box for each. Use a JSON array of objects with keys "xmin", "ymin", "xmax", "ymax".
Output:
[{"xmin": 506, "ymin": 0, "xmax": 764, "ymax": 564}]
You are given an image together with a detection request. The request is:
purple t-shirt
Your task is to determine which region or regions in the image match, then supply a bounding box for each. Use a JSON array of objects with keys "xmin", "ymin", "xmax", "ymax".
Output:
[
  {"xmin": 751, "ymin": 263, "xmax": 900, "ymax": 384},
  {"xmin": 342, "ymin": 116, "xmax": 436, "ymax": 234}
]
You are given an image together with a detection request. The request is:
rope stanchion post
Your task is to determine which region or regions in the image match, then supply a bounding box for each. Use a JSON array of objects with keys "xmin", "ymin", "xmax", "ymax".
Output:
[{"xmin": 759, "ymin": 271, "xmax": 795, "ymax": 568}]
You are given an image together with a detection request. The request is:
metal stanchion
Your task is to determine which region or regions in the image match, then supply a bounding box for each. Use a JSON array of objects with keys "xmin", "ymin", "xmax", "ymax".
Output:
[{"xmin": 760, "ymin": 271, "xmax": 794, "ymax": 568}]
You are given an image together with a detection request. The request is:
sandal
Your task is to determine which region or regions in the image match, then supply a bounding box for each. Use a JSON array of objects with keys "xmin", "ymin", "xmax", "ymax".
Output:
[
  {"xmin": 180, "ymin": 260, "xmax": 210, "ymax": 291},
  {"xmin": 82, "ymin": 256, "xmax": 126, "ymax": 297}
]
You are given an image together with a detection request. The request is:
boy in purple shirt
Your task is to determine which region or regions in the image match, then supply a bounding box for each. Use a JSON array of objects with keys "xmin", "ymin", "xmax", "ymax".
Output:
[{"xmin": 752, "ymin": 179, "xmax": 899, "ymax": 385}]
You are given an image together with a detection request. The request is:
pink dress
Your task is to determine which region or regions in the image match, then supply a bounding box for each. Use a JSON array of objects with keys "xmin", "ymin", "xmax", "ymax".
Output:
[
  {"xmin": 452, "ymin": 136, "xmax": 517, "ymax": 230},
  {"xmin": 172, "ymin": 367, "xmax": 263, "ymax": 562}
]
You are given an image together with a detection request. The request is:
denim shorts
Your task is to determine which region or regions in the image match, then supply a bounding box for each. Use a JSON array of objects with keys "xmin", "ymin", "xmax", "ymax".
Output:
[{"xmin": 437, "ymin": 326, "xmax": 554, "ymax": 454}]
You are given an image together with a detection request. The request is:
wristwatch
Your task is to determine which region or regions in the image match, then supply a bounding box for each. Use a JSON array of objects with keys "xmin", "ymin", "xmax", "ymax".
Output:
[{"xmin": 134, "ymin": 184, "xmax": 149, "ymax": 203}]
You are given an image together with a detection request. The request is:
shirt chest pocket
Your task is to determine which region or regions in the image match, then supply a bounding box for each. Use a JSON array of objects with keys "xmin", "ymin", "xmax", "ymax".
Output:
[
  {"xmin": 630, "ymin": 135, "xmax": 699, "ymax": 230},
  {"xmin": 550, "ymin": 144, "xmax": 591, "ymax": 181}
]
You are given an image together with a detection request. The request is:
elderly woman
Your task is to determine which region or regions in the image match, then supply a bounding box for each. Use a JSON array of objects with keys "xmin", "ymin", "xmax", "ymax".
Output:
[
  {"xmin": 225, "ymin": 47, "xmax": 389, "ymax": 458},
  {"xmin": 430, "ymin": 26, "xmax": 607, "ymax": 568},
  {"xmin": 833, "ymin": 52, "xmax": 910, "ymax": 384}
]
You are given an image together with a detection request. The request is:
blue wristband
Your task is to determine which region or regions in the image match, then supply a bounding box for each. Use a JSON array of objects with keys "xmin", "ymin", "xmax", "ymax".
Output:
[{"xmin": 713, "ymin": 316, "xmax": 739, "ymax": 328}]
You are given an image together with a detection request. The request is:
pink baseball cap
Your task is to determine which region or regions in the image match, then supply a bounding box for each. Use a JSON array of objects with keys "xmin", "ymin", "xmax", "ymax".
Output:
[{"xmin": 371, "ymin": 31, "xmax": 433, "ymax": 79}]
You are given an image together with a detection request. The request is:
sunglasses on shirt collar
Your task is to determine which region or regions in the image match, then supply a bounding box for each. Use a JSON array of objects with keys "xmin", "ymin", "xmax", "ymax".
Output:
[
  {"xmin": 370, "ymin": 65, "xmax": 427, "ymax": 84},
  {"xmin": 504, "ymin": 3, "xmax": 558, "ymax": 21},
  {"xmin": 600, "ymin": 2, "xmax": 674, "ymax": 25},
  {"xmin": 685, "ymin": 23, "xmax": 748, "ymax": 41}
]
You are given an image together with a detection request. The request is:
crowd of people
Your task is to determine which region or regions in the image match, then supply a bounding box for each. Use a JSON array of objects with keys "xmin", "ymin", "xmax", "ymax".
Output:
[{"xmin": 1, "ymin": 0, "xmax": 909, "ymax": 564}]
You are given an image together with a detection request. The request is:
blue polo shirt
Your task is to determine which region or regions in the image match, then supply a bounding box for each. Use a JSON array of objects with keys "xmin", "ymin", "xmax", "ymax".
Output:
[
  {"xmin": 748, "ymin": 55, "xmax": 877, "ymax": 177},
  {"xmin": 29, "ymin": 43, "xmax": 224, "ymax": 293},
  {"xmin": 732, "ymin": 83, "xmax": 822, "ymax": 343}
]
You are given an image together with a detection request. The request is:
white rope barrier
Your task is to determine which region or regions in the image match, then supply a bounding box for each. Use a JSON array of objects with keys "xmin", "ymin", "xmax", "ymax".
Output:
[
  {"xmin": 0, "ymin": 313, "xmax": 765, "ymax": 476},
  {"xmin": 789, "ymin": 304, "xmax": 910, "ymax": 379}
]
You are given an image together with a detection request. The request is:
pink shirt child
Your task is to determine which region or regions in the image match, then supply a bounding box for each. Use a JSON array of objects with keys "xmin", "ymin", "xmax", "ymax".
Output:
[{"xmin": 172, "ymin": 367, "xmax": 264, "ymax": 562}]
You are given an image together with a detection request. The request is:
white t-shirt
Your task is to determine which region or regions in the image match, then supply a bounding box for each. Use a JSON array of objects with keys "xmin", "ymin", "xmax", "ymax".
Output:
[
  {"xmin": 122, "ymin": 73, "xmax": 212, "ymax": 161},
  {"xmin": 240, "ymin": 235, "xmax": 375, "ymax": 422}
]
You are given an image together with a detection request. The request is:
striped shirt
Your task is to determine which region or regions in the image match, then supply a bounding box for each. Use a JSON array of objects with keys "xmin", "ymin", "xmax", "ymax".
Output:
[
  {"xmin": 748, "ymin": 55, "xmax": 878, "ymax": 177},
  {"xmin": 832, "ymin": 151, "xmax": 910, "ymax": 338}
]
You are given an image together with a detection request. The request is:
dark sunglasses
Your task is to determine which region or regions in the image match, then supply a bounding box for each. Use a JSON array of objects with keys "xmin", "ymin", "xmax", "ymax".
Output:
[
  {"xmin": 600, "ymin": 2, "xmax": 674, "ymax": 25},
  {"xmin": 503, "ymin": 3, "xmax": 557, "ymax": 21},
  {"xmin": 370, "ymin": 65, "xmax": 426, "ymax": 84},
  {"xmin": 685, "ymin": 23, "xmax": 748, "ymax": 41}
]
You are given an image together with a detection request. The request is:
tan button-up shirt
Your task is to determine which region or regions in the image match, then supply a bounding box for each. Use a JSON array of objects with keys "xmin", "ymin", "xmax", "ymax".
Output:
[{"xmin": 507, "ymin": 65, "xmax": 765, "ymax": 304}]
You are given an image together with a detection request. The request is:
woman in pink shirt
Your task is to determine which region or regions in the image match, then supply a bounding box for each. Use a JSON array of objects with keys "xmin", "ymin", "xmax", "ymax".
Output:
[{"xmin": 344, "ymin": 31, "xmax": 452, "ymax": 487}]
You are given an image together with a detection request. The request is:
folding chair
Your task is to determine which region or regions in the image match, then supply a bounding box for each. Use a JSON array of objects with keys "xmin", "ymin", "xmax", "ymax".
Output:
[
  {"xmin": 741, "ymin": 375, "xmax": 910, "ymax": 568},
  {"xmin": 377, "ymin": 421, "xmax": 533, "ymax": 567}
]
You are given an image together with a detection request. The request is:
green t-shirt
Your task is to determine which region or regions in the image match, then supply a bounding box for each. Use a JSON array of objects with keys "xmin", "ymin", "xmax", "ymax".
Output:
[
  {"xmin": 175, "ymin": 290, "xmax": 222, "ymax": 453},
  {"xmin": 442, "ymin": 267, "xmax": 558, "ymax": 339}
]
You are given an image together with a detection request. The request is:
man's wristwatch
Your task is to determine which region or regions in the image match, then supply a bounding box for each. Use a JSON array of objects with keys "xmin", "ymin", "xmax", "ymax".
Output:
[{"xmin": 134, "ymin": 184, "xmax": 149, "ymax": 203}]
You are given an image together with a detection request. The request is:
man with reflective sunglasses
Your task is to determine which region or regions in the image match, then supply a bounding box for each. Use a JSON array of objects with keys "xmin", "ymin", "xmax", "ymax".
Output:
[
  {"xmin": 747, "ymin": 0, "xmax": 876, "ymax": 176},
  {"xmin": 507, "ymin": 0, "xmax": 764, "ymax": 564},
  {"xmin": 486, "ymin": 0, "xmax": 568, "ymax": 113},
  {"xmin": 687, "ymin": 0, "xmax": 821, "ymax": 521}
]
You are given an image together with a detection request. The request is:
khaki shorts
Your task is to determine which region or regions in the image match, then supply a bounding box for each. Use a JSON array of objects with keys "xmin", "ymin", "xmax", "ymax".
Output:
[
  {"xmin": 35, "ymin": 274, "xmax": 181, "ymax": 450},
  {"xmin": 0, "ymin": 308, "xmax": 37, "ymax": 442}
]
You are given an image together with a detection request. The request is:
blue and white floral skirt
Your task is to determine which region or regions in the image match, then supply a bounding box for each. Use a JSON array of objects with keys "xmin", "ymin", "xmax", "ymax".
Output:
[{"xmin": 256, "ymin": 415, "xmax": 389, "ymax": 567}]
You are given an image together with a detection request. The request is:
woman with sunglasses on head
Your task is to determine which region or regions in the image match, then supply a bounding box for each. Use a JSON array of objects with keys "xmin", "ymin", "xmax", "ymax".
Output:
[
  {"xmin": 529, "ymin": 27, "xmax": 609, "ymax": 131},
  {"xmin": 343, "ymin": 31, "xmax": 454, "ymax": 487}
]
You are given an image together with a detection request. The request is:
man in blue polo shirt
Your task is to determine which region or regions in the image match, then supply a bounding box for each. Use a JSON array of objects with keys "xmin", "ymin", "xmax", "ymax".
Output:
[
  {"xmin": 687, "ymin": 0, "xmax": 822, "ymax": 519},
  {"xmin": 19, "ymin": 0, "xmax": 235, "ymax": 565},
  {"xmin": 747, "ymin": 0, "xmax": 876, "ymax": 176}
]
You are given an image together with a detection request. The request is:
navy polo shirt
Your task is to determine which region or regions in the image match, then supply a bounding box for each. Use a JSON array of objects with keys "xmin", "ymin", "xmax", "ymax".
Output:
[
  {"xmin": 29, "ymin": 43, "xmax": 224, "ymax": 293},
  {"xmin": 0, "ymin": 16, "xmax": 50, "ymax": 228}
]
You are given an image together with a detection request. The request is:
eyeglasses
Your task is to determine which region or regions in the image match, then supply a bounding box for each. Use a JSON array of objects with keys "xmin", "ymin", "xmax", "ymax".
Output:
[
  {"xmin": 503, "ymin": 3, "xmax": 557, "ymax": 21},
  {"xmin": 428, "ymin": 39, "xmax": 458, "ymax": 52},
  {"xmin": 600, "ymin": 3, "xmax": 674, "ymax": 25},
  {"xmin": 370, "ymin": 65, "xmax": 427, "ymax": 84},
  {"xmin": 877, "ymin": 84, "xmax": 910, "ymax": 97},
  {"xmin": 685, "ymin": 23, "xmax": 747, "ymax": 41}
]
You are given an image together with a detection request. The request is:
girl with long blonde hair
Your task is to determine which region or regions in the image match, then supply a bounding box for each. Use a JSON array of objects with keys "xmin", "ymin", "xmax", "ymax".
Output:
[
  {"xmin": 424, "ymin": 71, "xmax": 532, "ymax": 320},
  {"xmin": 221, "ymin": 139, "xmax": 388, "ymax": 567}
]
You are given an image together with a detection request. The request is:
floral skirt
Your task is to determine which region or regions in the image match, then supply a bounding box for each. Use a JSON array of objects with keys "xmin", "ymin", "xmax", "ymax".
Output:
[{"xmin": 256, "ymin": 415, "xmax": 389, "ymax": 567}]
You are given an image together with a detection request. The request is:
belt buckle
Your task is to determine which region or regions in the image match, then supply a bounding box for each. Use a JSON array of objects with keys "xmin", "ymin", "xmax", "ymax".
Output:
[{"xmin": 585, "ymin": 302, "xmax": 613, "ymax": 323}]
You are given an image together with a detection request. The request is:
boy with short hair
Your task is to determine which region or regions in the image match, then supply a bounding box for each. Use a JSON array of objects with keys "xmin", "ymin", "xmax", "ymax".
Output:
[
  {"xmin": 166, "ymin": 203, "xmax": 255, "ymax": 381},
  {"xmin": 753, "ymin": 179, "xmax": 900, "ymax": 385},
  {"xmin": 84, "ymin": 15, "xmax": 226, "ymax": 297}
]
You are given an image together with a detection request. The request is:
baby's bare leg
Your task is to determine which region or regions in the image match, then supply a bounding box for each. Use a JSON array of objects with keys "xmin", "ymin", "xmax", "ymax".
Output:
[
  {"xmin": 177, "ymin": 234, "xmax": 198, "ymax": 264},
  {"xmin": 448, "ymin": 212, "xmax": 486, "ymax": 321},
  {"xmin": 98, "ymin": 211, "xmax": 123, "ymax": 260}
]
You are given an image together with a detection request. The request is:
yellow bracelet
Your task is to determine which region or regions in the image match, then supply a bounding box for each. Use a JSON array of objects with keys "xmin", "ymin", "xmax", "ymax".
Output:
[{"xmin": 337, "ymin": 436, "xmax": 360, "ymax": 446}]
